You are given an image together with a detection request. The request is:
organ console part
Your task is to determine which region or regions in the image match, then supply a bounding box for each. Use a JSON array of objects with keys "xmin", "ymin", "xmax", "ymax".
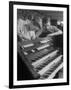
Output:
[{"xmin": 17, "ymin": 35, "xmax": 63, "ymax": 80}]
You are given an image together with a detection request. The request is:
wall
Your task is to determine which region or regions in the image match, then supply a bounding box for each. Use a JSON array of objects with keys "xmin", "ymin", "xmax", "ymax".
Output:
[{"xmin": 17, "ymin": 9, "xmax": 63, "ymax": 21}]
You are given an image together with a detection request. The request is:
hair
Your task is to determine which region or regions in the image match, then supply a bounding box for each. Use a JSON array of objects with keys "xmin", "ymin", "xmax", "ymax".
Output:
[{"xmin": 27, "ymin": 15, "xmax": 32, "ymax": 20}]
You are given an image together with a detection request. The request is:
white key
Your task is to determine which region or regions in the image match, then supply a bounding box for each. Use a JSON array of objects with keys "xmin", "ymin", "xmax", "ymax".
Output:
[
  {"xmin": 32, "ymin": 50, "xmax": 58, "ymax": 68},
  {"xmin": 40, "ymin": 40, "xmax": 50, "ymax": 43},
  {"xmin": 24, "ymin": 52, "xmax": 28, "ymax": 55},
  {"xmin": 37, "ymin": 44, "xmax": 50, "ymax": 50},
  {"xmin": 48, "ymin": 63, "xmax": 63, "ymax": 79},
  {"xmin": 31, "ymin": 49, "xmax": 35, "ymax": 53},
  {"xmin": 23, "ymin": 43, "xmax": 34, "ymax": 48},
  {"xmin": 38, "ymin": 55, "xmax": 62, "ymax": 75}
]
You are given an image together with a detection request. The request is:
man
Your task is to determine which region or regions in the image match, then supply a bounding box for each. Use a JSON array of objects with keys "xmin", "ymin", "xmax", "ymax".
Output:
[
  {"xmin": 45, "ymin": 19, "xmax": 63, "ymax": 37},
  {"xmin": 17, "ymin": 18, "xmax": 31, "ymax": 40},
  {"xmin": 17, "ymin": 16, "xmax": 41, "ymax": 40},
  {"xmin": 45, "ymin": 19, "xmax": 63, "ymax": 53}
]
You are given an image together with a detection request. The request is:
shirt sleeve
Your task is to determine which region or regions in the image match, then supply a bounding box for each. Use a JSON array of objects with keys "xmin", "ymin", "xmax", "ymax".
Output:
[{"xmin": 52, "ymin": 26, "xmax": 60, "ymax": 32}]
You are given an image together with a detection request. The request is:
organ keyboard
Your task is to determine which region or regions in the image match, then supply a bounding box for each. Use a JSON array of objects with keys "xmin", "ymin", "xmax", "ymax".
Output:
[{"xmin": 17, "ymin": 35, "xmax": 63, "ymax": 80}]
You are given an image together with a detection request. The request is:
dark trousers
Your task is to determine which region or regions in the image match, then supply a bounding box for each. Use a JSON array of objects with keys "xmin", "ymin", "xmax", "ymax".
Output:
[{"xmin": 52, "ymin": 35, "xmax": 63, "ymax": 54}]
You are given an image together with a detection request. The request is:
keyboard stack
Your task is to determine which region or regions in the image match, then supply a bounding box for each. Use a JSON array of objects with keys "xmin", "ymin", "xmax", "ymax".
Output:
[{"xmin": 17, "ymin": 36, "xmax": 63, "ymax": 80}]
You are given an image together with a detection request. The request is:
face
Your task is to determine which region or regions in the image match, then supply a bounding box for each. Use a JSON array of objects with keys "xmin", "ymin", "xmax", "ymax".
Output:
[
  {"xmin": 25, "ymin": 19, "xmax": 31, "ymax": 24},
  {"xmin": 46, "ymin": 22, "xmax": 51, "ymax": 29},
  {"xmin": 57, "ymin": 21, "xmax": 61, "ymax": 25}
]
